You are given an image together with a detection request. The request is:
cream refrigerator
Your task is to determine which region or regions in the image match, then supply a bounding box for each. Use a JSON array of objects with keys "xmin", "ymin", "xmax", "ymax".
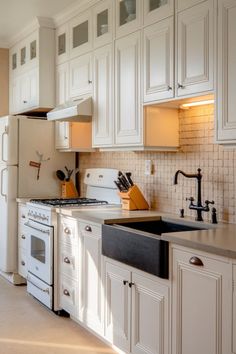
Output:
[{"xmin": 0, "ymin": 116, "xmax": 74, "ymax": 274}]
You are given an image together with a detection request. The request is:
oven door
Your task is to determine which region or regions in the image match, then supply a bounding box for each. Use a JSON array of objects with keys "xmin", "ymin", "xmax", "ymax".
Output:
[{"xmin": 25, "ymin": 220, "xmax": 53, "ymax": 285}]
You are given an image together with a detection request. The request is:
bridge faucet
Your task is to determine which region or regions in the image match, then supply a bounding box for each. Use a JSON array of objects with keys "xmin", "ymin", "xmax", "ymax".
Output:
[{"xmin": 174, "ymin": 168, "xmax": 214, "ymax": 221}]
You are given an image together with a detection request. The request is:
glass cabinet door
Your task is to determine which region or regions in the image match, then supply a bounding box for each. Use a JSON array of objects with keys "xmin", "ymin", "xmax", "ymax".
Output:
[
  {"xmin": 21, "ymin": 47, "xmax": 26, "ymax": 66},
  {"xmin": 143, "ymin": 0, "xmax": 173, "ymax": 25},
  {"xmin": 116, "ymin": 0, "xmax": 141, "ymax": 38},
  {"xmin": 12, "ymin": 53, "xmax": 17, "ymax": 70},
  {"xmin": 56, "ymin": 24, "xmax": 69, "ymax": 64},
  {"xmin": 69, "ymin": 10, "xmax": 92, "ymax": 58},
  {"xmin": 58, "ymin": 33, "xmax": 66, "ymax": 56},
  {"xmin": 93, "ymin": 0, "xmax": 112, "ymax": 49},
  {"xmin": 73, "ymin": 21, "xmax": 89, "ymax": 48},
  {"xmin": 30, "ymin": 40, "xmax": 37, "ymax": 60}
]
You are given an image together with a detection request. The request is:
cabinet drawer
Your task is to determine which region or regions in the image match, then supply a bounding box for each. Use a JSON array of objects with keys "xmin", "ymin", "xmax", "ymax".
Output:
[
  {"xmin": 18, "ymin": 227, "xmax": 27, "ymax": 250},
  {"xmin": 59, "ymin": 244, "xmax": 79, "ymax": 280},
  {"xmin": 59, "ymin": 275, "xmax": 78, "ymax": 317},
  {"xmin": 60, "ymin": 216, "xmax": 78, "ymax": 246},
  {"xmin": 79, "ymin": 220, "xmax": 101, "ymax": 237},
  {"xmin": 18, "ymin": 248, "xmax": 27, "ymax": 278}
]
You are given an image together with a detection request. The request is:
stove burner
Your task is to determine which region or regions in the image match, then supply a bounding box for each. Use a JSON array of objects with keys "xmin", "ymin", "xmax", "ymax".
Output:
[{"xmin": 29, "ymin": 198, "xmax": 108, "ymax": 207}]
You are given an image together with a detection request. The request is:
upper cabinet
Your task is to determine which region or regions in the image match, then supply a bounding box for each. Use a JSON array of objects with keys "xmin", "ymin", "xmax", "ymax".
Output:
[
  {"xmin": 93, "ymin": 0, "xmax": 113, "ymax": 49},
  {"xmin": 216, "ymin": 0, "xmax": 236, "ymax": 144},
  {"xmin": 69, "ymin": 10, "xmax": 92, "ymax": 58},
  {"xmin": 56, "ymin": 24, "xmax": 70, "ymax": 65},
  {"xmin": 9, "ymin": 17, "xmax": 55, "ymax": 114},
  {"xmin": 176, "ymin": 0, "xmax": 214, "ymax": 97},
  {"xmin": 143, "ymin": 0, "xmax": 174, "ymax": 26},
  {"xmin": 115, "ymin": 0, "xmax": 142, "ymax": 38}
]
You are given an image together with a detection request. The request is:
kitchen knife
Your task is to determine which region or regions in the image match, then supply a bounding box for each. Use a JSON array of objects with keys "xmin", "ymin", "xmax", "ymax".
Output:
[
  {"xmin": 114, "ymin": 180, "xmax": 122, "ymax": 192},
  {"xmin": 126, "ymin": 172, "xmax": 134, "ymax": 186},
  {"xmin": 118, "ymin": 172, "xmax": 130, "ymax": 190},
  {"xmin": 118, "ymin": 176, "xmax": 129, "ymax": 191}
]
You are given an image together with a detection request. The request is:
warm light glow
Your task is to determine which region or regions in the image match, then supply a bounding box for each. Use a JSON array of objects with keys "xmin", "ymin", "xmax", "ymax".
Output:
[{"xmin": 180, "ymin": 99, "xmax": 214, "ymax": 109}]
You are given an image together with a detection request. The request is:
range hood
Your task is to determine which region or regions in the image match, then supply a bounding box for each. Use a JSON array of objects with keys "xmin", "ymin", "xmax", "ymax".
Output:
[{"xmin": 47, "ymin": 97, "xmax": 92, "ymax": 122}]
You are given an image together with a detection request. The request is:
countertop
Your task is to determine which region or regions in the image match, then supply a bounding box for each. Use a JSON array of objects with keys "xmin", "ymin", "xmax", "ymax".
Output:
[{"xmin": 56, "ymin": 207, "xmax": 236, "ymax": 259}]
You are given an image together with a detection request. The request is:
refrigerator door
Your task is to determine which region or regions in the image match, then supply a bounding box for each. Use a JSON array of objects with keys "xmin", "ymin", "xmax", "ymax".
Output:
[
  {"xmin": 18, "ymin": 118, "xmax": 75, "ymax": 197},
  {"xmin": 0, "ymin": 116, "xmax": 18, "ymax": 165},
  {"xmin": 0, "ymin": 164, "xmax": 18, "ymax": 272}
]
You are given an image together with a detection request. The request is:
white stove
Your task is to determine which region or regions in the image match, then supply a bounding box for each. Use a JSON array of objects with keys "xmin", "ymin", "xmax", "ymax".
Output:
[{"xmin": 25, "ymin": 168, "xmax": 120, "ymax": 312}]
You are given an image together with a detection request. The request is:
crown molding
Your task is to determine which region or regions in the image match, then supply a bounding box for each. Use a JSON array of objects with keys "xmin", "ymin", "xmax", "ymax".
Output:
[
  {"xmin": 8, "ymin": 16, "xmax": 55, "ymax": 48},
  {"xmin": 53, "ymin": 0, "xmax": 97, "ymax": 27}
]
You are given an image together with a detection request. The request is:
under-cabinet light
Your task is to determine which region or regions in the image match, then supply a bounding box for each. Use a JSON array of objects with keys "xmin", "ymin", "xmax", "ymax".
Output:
[{"xmin": 180, "ymin": 99, "xmax": 215, "ymax": 109}]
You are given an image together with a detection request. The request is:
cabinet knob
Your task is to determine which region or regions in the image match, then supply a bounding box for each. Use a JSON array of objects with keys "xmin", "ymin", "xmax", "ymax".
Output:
[
  {"xmin": 22, "ymin": 214, "xmax": 26, "ymax": 219},
  {"xmin": 177, "ymin": 83, "xmax": 184, "ymax": 89},
  {"xmin": 21, "ymin": 235, "xmax": 26, "ymax": 240},
  {"xmin": 21, "ymin": 261, "xmax": 25, "ymax": 266},
  {"xmin": 63, "ymin": 257, "xmax": 71, "ymax": 264},
  {"xmin": 64, "ymin": 227, "xmax": 71, "ymax": 235},
  {"xmin": 23, "ymin": 100, "xmax": 27, "ymax": 104},
  {"xmin": 63, "ymin": 289, "xmax": 70, "ymax": 296},
  {"xmin": 189, "ymin": 256, "xmax": 204, "ymax": 266},
  {"xmin": 85, "ymin": 225, "xmax": 92, "ymax": 232},
  {"xmin": 167, "ymin": 85, "xmax": 172, "ymax": 91},
  {"xmin": 129, "ymin": 282, "xmax": 135, "ymax": 288},
  {"xmin": 123, "ymin": 280, "xmax": 128, "ymax": 285},
  {"xmin": 88, "ymin": 80, "xmax": 92, "ymax": 84}
]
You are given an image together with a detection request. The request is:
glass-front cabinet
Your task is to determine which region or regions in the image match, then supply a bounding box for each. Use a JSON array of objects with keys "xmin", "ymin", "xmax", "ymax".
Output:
[
  {"xmin": 56, "ymin": 24, "xmax": 69, "ymax": 64},
  {"xmin": 69, "ymin": 10, "xmax": 92, "ymax": 58},
  {"xmin": 93, "ymin": 0, "xmax": 112, "ymax": 48},
  {"xmin": 115, "ymin": 0, "xmax": 141, "ymax": 38},
  {"xmin": 143, "ymin": 0, "xmax": 174, "ymax": 25}
]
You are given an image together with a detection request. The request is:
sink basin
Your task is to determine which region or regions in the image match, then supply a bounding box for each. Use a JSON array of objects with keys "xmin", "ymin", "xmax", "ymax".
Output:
[{"xmin": 117, "ymin": 219, "xmax": 206, "ymax": 235}]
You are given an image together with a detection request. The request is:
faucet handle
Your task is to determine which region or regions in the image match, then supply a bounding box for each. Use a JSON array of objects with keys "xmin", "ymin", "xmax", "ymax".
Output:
[
  {"xmin": 186, "ymin": 197, "xmax": 194, "ymax": 202},
  {"xmin": 205, "ymin": 200, "xmax": 214, "ymax": 206}
]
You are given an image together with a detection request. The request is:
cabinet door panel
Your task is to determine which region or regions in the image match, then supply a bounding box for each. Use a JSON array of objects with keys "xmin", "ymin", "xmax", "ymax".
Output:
[
  {"xmin": 56, "ymin": 62, "xmax": 69, "ymax": 105},
  {"xmin": 70, "ymin": 53, "xmax": 92, "ymax": 98},
  {"xmin": 104, "ymin": 261, "xmax": 131, "ymax": 353},
  {"xmin": 217, "ymin": 0, "xmax": 236, "ymax": 142},
  {"xmin": 131, "ymin": 272, "xmax": 169, "ymax": 354},
  {"xmin": 172, "ymin": 247, "xmax": 231, "ymax": 354},
  {"xmin": 143, "ymin": 0, "xmax": 173, "ymax": 25},
  {"xmin": 116, "ymin": 0, "xmax": 142, "ymax": 38},
  {"xmin": 115, "ymin": 32, "xmax": 142, "ymax": 145},
  {"xmin": 93, "ymin": 44, "xmax": 113, "ymax": 146},
  {"xmin": 55, "ymin": 122, "xmax": 70, "ymax": 150},
  {"xmin": 143, "ymin": 17, "xmax": 174, "ymax": 103},
  {"xmin": 93, "ymin": 0, "xmax": 113, "ymax": 49},
  {"xmin": 177, "ymin": 0, "xmax": 213, "ymax": 96},
  {"xmin": 69, "ymin": 10, "xmax": 92, "ymax": 58}
]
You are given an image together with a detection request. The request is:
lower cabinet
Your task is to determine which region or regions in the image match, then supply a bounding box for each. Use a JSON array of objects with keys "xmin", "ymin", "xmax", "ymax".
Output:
[
  {"xmin": 104, "ymin": 259, "xmax": 170, "ymax": 354},
  {"xmin": 172, "ymin": 245, "xmax": 232, "ymax": 354}
]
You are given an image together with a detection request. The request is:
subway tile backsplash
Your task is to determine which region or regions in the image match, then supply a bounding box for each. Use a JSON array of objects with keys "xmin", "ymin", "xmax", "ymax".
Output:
[{"xmin": 80, "ymin": 104, "xmax": 236, "ymax": 224}]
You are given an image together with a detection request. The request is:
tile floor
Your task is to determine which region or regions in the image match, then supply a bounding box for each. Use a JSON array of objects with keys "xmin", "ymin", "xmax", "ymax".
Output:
[{"xmin": 0, "ymin": 277, "xmax": 115, "ymax": 354}]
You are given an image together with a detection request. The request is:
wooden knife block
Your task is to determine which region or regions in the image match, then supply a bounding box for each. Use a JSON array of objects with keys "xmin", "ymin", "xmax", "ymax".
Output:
[
  {"xmin": 61, "ymin": 180, "xmax": 78, "ymax": 199},
  {"xmin": 119, "ymin": 185, "xmax": 149, "ymax": 210}
]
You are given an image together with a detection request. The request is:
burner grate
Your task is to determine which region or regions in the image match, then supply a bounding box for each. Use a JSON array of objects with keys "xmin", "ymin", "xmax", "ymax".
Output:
[{"xmin": 30, "ymin": 198, "xmax": 108, "ymax": 207}]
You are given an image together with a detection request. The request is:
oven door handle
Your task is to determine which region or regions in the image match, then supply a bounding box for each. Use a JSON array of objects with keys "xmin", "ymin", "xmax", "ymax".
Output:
[
  {"xmin": 27, "ymin": 276, "xmax": 50, "ymax": 294},
  {"xmin": 24, "ymin": 221, "xmax": 50, "ymax": 234}
]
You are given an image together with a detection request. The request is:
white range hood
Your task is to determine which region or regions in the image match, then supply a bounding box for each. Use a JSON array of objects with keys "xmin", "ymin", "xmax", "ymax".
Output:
[{"xmin": 47, "ymin": 97, "xmax": 92, "ymax": 122}]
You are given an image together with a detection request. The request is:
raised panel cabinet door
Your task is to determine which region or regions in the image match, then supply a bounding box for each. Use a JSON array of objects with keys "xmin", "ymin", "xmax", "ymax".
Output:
[
  {"xmin": 216, "ymin": 0, "xmax": 236, "ymax": 143},
  {"xmin": 69, "ymin": 10, "xmax": 92, "ymax": 58},
  {"xmin": 56, "ymin": 62, "xmax": 69, "ymax": 105},
  {"xmin": 143, "ymin": 0, "xmax": 174, "ymax": 26},
  {"xmin": 10, "ymin": 77, "xmax": 20, "ymax": 114},
  {"xmin": 104, "ymin": 261, "xmax": 131, "ymax": 353},
  {"xmin": 177, "ymin": 0, "xmax": 207, "ymax": 12},
  {"xmin": 79, "ymin": 228, "xmax": 104, "ymax": 335},
  {"xmin": 93, "ymin": 44, "xmax": 113, "ymax": 147},
  {"xmin": 70, "ymin": 53, "xmax": 92, "ymax": 98},
  {"xmin": 55, "ymin": 122, "xmax": 70, "ymax": 149},
  {"xmin": 172, "ymin": 247, "xmax": 231, "ymax": 354},
  {"xmin": 115, "ymin": 31, "xmax": 142, "ymax": 145},
  {"xmin": 19, "ymin": 74, "xmax": 30, "ymax": 111},
  {"xmin": 177, "ymin": 0, "xmax": 214, "ymax": 97},
  {"xmin": 56, "ymin": 24, "xmax": 69, "ymax": 64},
  {"xmin": 131, "ymin": 271, "xmax": 170, "ymax": 354},
  {"xmin": 28, "ymin": 68, "xmax": 38, "ymax": 109},
  {"xmin": 143, "ymin": 17, "xmax": 174, "ymax": 103}
]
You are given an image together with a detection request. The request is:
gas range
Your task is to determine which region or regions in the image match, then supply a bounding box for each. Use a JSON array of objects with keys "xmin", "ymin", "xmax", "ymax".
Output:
[{"xmin": 29, "ymin": 197, "xmax": 109, "ymax": 207}]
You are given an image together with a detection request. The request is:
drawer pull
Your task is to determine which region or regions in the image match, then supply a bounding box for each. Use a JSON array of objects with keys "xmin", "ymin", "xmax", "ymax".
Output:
[
  {"xmin": 63, "ymin": 289, "xmax": 70, "ymax": 296},
  {"xmin": 85, "ymin": 225, "xmax": 92, "ymax": 232},
  {"xmin": 189, "ymin": 256, "xmax": 204, "ymax": 266},
  {"xmin": 21, "ymin": 235, "xmax": 26, "ymax": 240},
  {"xmin": 21, "ymin": 261, "xmax": 25, "ymax": 266},
  {"xmin": 64, "ymin": 257, "xmax": 71, "ymax": 264},
  {"xmin": 64, "ymin": 227, "xmax": 71, "ymax": 235}
]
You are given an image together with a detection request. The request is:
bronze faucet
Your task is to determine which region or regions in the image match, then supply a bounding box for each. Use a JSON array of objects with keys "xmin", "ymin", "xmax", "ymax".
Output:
[{"xmin": 174, "ymin": 168, "xmax": 214, "ymax": 221}]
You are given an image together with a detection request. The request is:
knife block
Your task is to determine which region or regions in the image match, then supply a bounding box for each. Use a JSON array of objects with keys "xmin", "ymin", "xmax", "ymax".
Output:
[
  {"xmin": 61, "ymin": 180, "xmax": 78, "ymax": 199},
  {"xmin": 119, "ymin": 185, "xmax": 149, "ymax": 210}
]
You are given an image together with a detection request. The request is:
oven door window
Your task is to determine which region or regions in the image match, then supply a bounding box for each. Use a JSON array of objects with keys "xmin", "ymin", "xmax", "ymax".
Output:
[{"xmin": 31, "ymin": 236, "xmax": 46, "ymax": 264}]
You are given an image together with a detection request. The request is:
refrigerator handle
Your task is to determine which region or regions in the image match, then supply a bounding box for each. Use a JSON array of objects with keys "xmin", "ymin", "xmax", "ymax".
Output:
[
  {"xmin": 0, "ymin": 167, "xmax": 7, "ymax": 201},
  {"xmin": 1, "ymin": 128, "xmax": 8, "ymax": 163}
]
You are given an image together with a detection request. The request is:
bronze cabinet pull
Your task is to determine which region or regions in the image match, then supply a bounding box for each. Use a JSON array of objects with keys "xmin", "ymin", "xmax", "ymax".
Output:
[{"xmin": 189, "ymin": 256, "xmax": 204, "ymax": 266}]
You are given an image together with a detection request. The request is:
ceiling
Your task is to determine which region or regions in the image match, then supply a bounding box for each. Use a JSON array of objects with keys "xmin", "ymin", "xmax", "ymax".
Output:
[{"xmin": 0, "ymin": 0, "xmax": 79, "ymax": 46}]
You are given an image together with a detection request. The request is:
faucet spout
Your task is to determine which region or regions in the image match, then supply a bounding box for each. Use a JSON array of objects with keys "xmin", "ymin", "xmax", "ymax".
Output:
[{"xmin": 174, "ymin": 168, "xmax": 202, "ymax": 185}]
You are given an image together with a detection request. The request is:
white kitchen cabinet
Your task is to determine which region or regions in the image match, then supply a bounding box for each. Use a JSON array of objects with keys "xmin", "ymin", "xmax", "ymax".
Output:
[
  {"xmin": 9, "ymin": 18, "xmax": 55, "ymax": 114},
  {"xmin": 216, "ymin": 0, "xmax": 236, "ymax": 143},
  {"xmin": 143, "ymin": 17, "xmax": 174, "ymax": 103},
  {"xmin": 115, "ymin": 0, "xmax": 142, "ymax": 38},
  {"xmin": 79, "ymin": 221, "xmax": 104, "ymax": 336},
  {"xmin": 70, "ymin": 52, "xmax": 92, "ymax": 99},
  {"xmin": 18, "ymin": 203, "xmax": 28, "ymax": 279},
  {"xmin": 56, "ymin": 62, "xmax": 69, "ymax": 106},
  {"xmin": 104, "ymin": 258, "xmax": 170, "ymax": 354},
  {"xmin": 177, "ymin": 0, "xmax": 207, "ymax": 12},
  {"xmin": 93, "ymin": 0, "xmax": 113, "ymax": 49},
  {"xmin": 176, "ymin": 0, "xmax": 214, "ymax": 97},
  {"xmin": 143, "ymin": 0, "xmax": 174, "ymax": 26},
  {"xmin": 115, "ymin": 31, "xmax": 142, "ymax": 145},
  {"xmin": 69, "ymin": 10, "xmax": 92, "ymax": 58},
  {"xmin": 93, "ymin": 44, "xmax": 113, "ymax": 147},
  {"xmin": 56, "ymin": 23, "xmax": 70, "ymax": 65},
  {"xmin": 172, "ymin": 245, "xmax": 231, "ymax": 354},
  {"xmin": 233, "ymin": 264, "xmax": 236, "ymax": 354}
]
